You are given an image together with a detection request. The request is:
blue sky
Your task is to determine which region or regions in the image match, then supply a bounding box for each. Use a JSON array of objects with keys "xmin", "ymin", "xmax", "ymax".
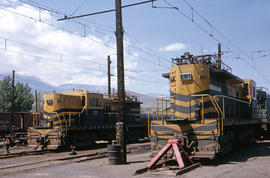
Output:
[{"xmin": 0, "ymin": 0, "xmax": 270, "ymax": 95}]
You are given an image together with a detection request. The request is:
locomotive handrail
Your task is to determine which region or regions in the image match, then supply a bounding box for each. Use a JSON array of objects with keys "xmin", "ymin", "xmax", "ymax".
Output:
[
  {"xmin": 32, "ymin": 112, "xmax": 40, "ymax": 128},
  {"xmin": 62, "ymin": 113, "xmax": 68, "ymax": 135},
  {"xmin": 148, "ymin": 96, "xmax": 172, "ymax": 136},
  {"xmin": 52, "ymin": 112, "xmax": 63, "ymax": 135},
  {"xmin": 213, "ymin": 95, "xmax": 249, "ymax": 104},
  {"xmin": 213, "ymin": 95, "xmax": 250, "ymax": 135},
  {"xmin": 191, "ymin": 94, "xmax": 223, "ymax": 136}
]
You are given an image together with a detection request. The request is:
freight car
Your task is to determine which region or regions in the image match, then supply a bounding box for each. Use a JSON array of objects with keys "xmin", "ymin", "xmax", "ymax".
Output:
[
  {"xmin": 0, "ymin": 112, "xmax": 35, "ymax": 144},
  {"xmin": 150, "ymin": 52, "xmax": 261, "ymax": 159},
  {"xmin": 27, "ymin": 90, "xmax": 148, "ymax": 149}
]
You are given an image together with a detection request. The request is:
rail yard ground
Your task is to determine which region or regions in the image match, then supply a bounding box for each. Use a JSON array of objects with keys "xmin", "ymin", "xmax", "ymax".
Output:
[{"xmin": 1, "ymin": 141, "xmax": 270, "ymax": 178}]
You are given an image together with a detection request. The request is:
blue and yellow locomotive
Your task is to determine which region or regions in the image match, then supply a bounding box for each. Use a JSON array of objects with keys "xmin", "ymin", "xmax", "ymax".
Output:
[
  {"xmin": 150, "ymin": 53, "xmax": 261, "ymax": 159},
  {"xmin": 28, "ymin": 90, "xmax": 147, "ymax": 149}
]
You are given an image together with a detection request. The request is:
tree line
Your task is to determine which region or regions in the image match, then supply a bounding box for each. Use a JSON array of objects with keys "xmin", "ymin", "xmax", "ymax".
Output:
[{"xmin": 0, "ymin": 76, "xmax": 40, "ymax": 112}]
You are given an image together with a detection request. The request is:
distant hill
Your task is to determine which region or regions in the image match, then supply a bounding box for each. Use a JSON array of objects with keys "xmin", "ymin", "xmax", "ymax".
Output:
[
  {"xmin": 0, "ymin": 73, "xmax": 55, "ymax": 93},
  {"xmin": 0, "ymin": 73, "xmax": 168, "ymax": 109}
]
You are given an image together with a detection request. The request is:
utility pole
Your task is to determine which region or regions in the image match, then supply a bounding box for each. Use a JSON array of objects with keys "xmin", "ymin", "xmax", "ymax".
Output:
[
  {"xmin": 115, "ymin": 0, "xmax": 126, "ymax": 163},
  {"xmin": 35, "ymin": 90, "xmax": 38, "ymax": 112},
  {"xmin": 107, "ymin": 55, "xmax": 112, "ymax": 98},
  {"xmin": 11, "ymin": 70, "xmax": 15, "ymax": 135},
  {"xmin": 218, "ymin": 43, "xmax": 222, "ymax": 59},
  {"xmin": 57, "ymin": 0, "xmax": 155, "ymax": 164},
  {"xmin": 217, "ymin": 43, "xmax": 222, "ymax": 69}
]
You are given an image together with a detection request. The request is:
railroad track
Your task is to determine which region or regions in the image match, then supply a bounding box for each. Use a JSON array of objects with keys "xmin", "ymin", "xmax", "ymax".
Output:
[
  {"xmin": 0, "ymin": 143, "xmax": 151, "ymax": 176},
  {"xmin": 0, "ymin": 151, "xmax": 107, "ymax": 176},
  {"xmin": 0, "ymin": 150, "xmax": 48, "ymax": 159}
]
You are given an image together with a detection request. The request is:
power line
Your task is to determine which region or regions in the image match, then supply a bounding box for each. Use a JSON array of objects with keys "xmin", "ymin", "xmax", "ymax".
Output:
[
  {"xmin": 0, "ymin": 4, "xmax": 170, "ymax": 70},
  {"xmin": 163, "ymin": 0, "xmax": 270, "ymax": 84},
  {"xmin": 0, "ymin": 36, "xmax": 109, "ymax": 67},
  {"xmin": 9, "ymin": 0, "xmax": 171, "ymax": 68},
  {"xmin": 0, "ymin": 5, "xmax": 117, "ymax": 49},
  {"xmin": 57, "ymin": 0, "xmax": 157, "ymax": 21},
  {"xmin": 0, "ymin": 46, "xmax": 164, "ymax": 87},
  {"xmin": 7, "ymin": 0, "xmax": 115, "ymax": 36},
  {"xmin": 17, "ymin": 0, "xmax": 170, "ymax": 65},
  {"xmin": 0, "ymin": 46, "xmax": 107, "ymax": 72},
  {"xmin": 70, "ymin": 0, "xmax": 88, "ymax": 16},
  {"xmin": 181, "ymin": 0, "xmax": 252, "ymax": 60},
  {"xmin": 0, "ymin": 35, "xmax": 166, "ymax": 82},
  {"xmin": 3, "ymin": 1, "xmax": 171, "ymax": 69}
]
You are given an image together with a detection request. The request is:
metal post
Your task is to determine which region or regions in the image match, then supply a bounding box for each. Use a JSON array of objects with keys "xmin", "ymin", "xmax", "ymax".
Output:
[
  {"xmin": 165, "ymin": 99, "xmax": 167, "ymax": 124},
  {"xmin": 107, "ymin": 55, "xmax": 112, "ymax": 97},
  {"xmin": 11, "ymin": 70, "xmax": 15, "ymax": 135},
  {"xmin": 115, "ymin": 0, "xmax": 126, "ymax": 164},
  {"xmin": 161, "ymin": 99, "xmax": 163, "ymax": 122},
  {"xmin": 217, "ymin": 43, "xmax": 222, "ymax": 69},
  {"xmin": 218, "ymin": 43, "xmax": 221, "ymax": 59},
  {"xmin": 35, "ymin": 90, "xmax": 38, "ymax": 112}
]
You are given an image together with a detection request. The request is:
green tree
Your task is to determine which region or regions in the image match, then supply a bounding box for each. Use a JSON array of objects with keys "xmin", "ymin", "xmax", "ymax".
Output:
[{"xmin": 0, "ymin": 76, "xmax": 34, "ymax": 112}]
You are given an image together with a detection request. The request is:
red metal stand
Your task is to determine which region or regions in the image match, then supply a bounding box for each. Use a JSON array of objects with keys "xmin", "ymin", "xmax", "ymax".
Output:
[{"xmin": 148, "ymin": 139, "xmax": 194, "ymax": 170}]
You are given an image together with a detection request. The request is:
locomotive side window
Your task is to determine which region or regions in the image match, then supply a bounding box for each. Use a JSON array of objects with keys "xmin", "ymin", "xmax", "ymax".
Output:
[
  {"xmin": 180, "ymin": 73, "xmax": 192, "ymax": 81},
  {"xmin": 243, "ymin": 83, "xmax": 248, "ymax": 96},
  {"xmin": 46, "ymin": 99, "xmax": 53, "ymax": 105},
  {"xmin": 90, "ymin": 98, "xmax": 100, "ymax": 107}
]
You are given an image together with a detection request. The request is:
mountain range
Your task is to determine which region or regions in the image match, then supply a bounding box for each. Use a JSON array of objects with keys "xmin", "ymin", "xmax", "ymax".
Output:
[{"xmin": 0, "ymin": 73, "xmax": 168, "ymax": 109}]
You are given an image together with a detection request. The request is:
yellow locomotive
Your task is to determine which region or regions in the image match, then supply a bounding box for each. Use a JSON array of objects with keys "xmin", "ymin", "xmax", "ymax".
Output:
[
  {"xmin": 150, "ymin": 53, "xmax": 260, "ymax": 159},
  {"xmin": 28, "ymin": 90, "xmax": 147, "ymax": 149}
]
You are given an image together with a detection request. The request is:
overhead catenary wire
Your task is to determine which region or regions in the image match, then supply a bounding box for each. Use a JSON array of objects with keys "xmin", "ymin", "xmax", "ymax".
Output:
[
  {"xmin": 0, "ymin": 37, "xmax": 165, "ymax": 80},
  {"xmin": 0, "ymin": 1, "xmax": 171, "ymax": 90},
  {"xmin": 2, "ymin": 0, "xmax": 171, "ymax": 69},
  {"xmin": 0, "ymin": 36, "xmax": 109, "ymax": 67},
  {"xmin": 14, "ymin": 0, "xmax": 172, "ymax": 66},
  {"xmin": 0, "ymin": 46, "xmax": 165, "ymax": 86},
  {"xmin": 162, "ymin": 0, "xmax": 270, "ymax": 84},
  {"xmin": 70, "ymin": 0, "xmax": 88, "ymax": 16}
]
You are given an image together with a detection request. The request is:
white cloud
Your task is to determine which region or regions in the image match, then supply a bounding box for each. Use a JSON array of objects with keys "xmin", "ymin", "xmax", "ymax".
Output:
[
  {"xmin": 159, "ymin": 42, "xmax": 187, "ymax": 52},
  {"xmin": 0, "ymin": 3, "xmax": 141, "ymax": 88},
  {"xmin": 0, "ymin": 2, "xmax": 171, "ymax": 95}
]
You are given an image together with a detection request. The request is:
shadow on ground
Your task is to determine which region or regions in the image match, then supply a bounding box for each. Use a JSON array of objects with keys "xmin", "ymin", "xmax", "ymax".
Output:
[{"xmin": 201, "ymin": 140, "xmax": 270, "ymax": 166}]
